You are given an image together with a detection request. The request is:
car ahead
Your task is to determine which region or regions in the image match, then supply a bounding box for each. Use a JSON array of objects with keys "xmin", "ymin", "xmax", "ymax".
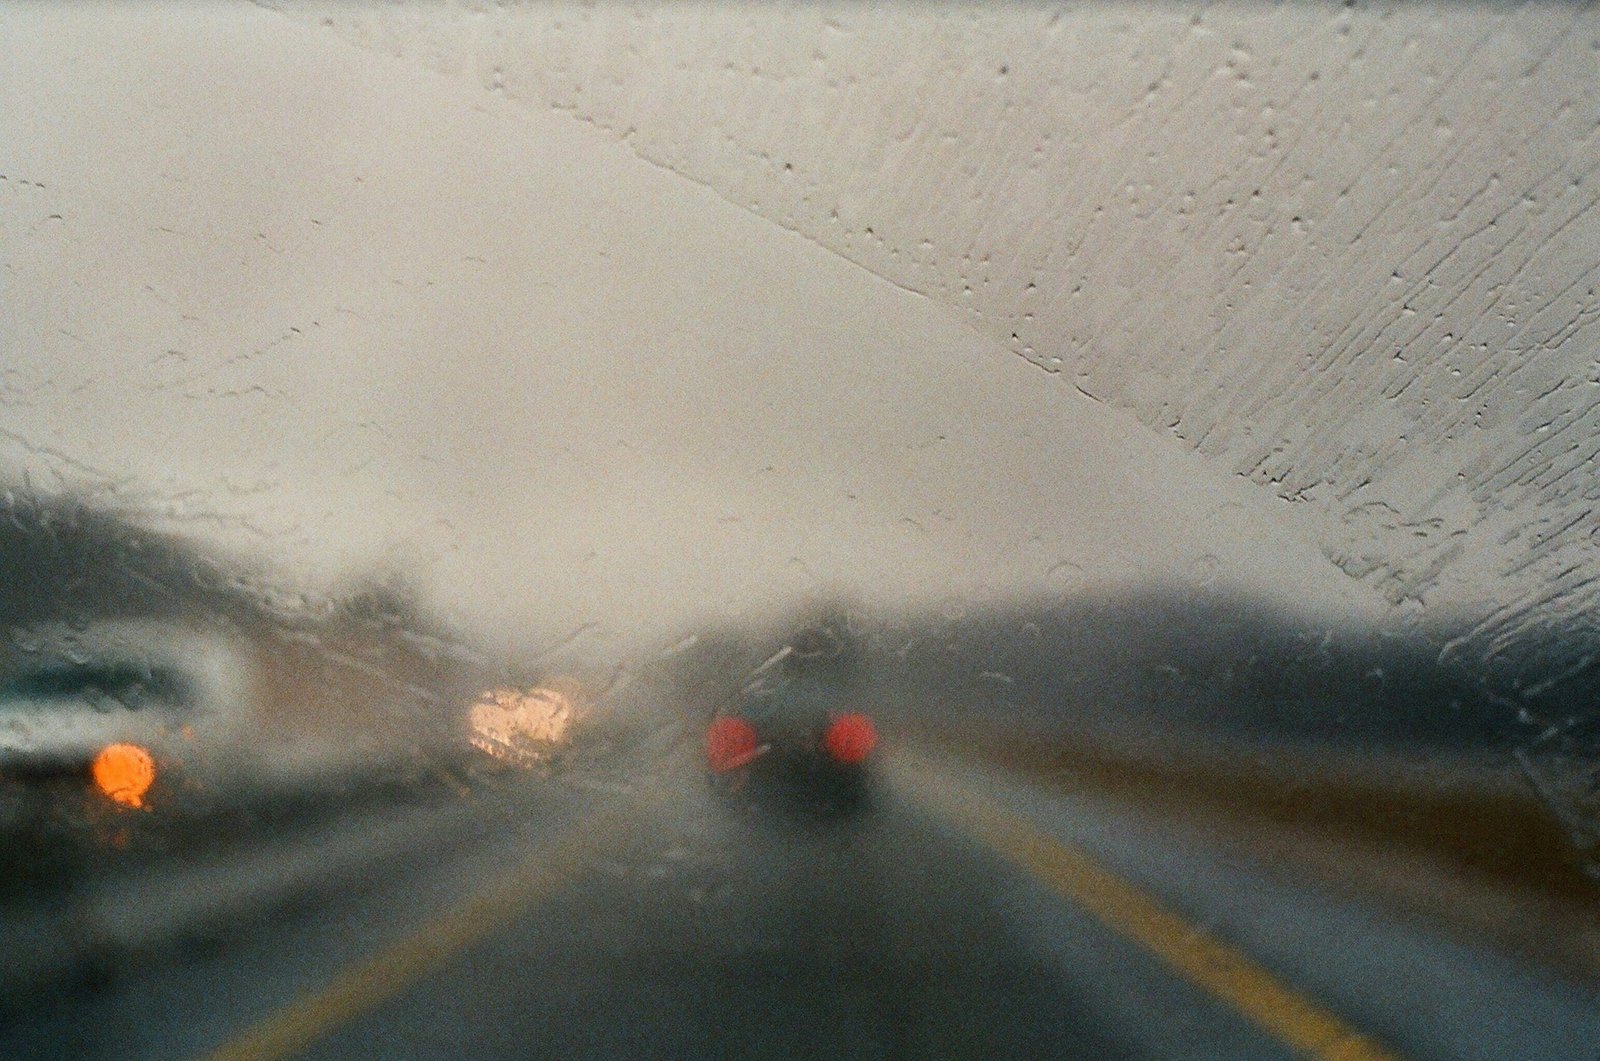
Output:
[{"xmin": 704, "ymin": 630, "xmax": 879, "ymax": 813}]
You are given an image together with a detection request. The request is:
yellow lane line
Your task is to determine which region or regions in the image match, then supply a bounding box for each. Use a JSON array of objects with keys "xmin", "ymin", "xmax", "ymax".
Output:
[
  {"xmin": 891, "ymin": 750, "xmax": 1402, "ymax": 1061},
  {"xmin": 208, "ymin": 793, "xmax": 648, "ymax": 1061}
]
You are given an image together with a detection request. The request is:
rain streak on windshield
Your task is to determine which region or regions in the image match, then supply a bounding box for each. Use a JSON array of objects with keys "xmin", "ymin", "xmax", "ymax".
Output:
[{"xmin": 3, "ymin": 3, "xmax": 1599, "ymax": 1059}]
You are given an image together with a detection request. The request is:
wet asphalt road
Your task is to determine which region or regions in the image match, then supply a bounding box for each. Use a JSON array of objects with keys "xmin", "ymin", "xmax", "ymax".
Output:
[
  {"xmin": 296, "ymin": 771, "xmax": 1206, "ymax": 1060},
  {"xmin": 6, "ymin": 744, "xmax": 1600, "ymax": 1061}
]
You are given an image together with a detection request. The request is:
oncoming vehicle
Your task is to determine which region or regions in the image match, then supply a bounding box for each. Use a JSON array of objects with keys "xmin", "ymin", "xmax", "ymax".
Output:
[
  {"xmin": 0, "ymin": 619, "xmax": 258, "ymax": 835},
  {"xmin": 704, "ymin": 626, "xmax": 879, "ymax": 812}
]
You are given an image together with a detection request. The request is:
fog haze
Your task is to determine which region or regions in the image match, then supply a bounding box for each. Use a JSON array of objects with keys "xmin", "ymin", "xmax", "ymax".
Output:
[{"xmin": 0, "ymin": 4, "xmax": 1378, "ymax": 657}]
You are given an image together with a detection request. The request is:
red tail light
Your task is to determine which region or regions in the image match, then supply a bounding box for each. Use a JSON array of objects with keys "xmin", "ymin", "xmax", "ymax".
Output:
[
  {"xmin": 706, "ymin": 716, "xmax": 760, "ymax": 773},
  {"xmin": 823, "ymin": 713, "xmax": 877, "ymax": 765}
]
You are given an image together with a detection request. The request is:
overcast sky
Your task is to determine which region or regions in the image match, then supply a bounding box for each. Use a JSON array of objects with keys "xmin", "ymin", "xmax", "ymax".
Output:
[{"xmin": 1, "ymin": 5, "xmax": 1384, "ymax": 659}]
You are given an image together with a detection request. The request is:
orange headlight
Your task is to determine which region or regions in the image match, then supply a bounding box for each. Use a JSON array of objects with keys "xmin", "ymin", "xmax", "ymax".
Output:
[{"xmin": 91, "ymin": 743, "xmax": 157, "ymax": 809}]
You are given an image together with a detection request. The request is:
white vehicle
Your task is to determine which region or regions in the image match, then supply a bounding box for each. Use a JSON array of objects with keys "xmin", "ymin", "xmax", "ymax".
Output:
[{"xmin": 0, "ymin": 618, "xmax": 260, "ymax": 806}]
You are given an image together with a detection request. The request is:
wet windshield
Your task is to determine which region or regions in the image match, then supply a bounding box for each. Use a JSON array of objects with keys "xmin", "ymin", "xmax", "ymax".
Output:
[{"xmin": 4, "ymin": 3, "xmax": 1599, "ymax": 1058}]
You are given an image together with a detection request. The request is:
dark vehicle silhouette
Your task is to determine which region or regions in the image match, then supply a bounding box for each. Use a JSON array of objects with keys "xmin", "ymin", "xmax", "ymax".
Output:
[{"xmin": 704, "ymin": 625, "xmax": 878, "ymax": 812}]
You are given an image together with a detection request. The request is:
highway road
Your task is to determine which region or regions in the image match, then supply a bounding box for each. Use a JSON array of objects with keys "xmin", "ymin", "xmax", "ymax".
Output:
[{"xmin": 5, "ymin": 740, "xmax": 1598, "ymax": 1061}]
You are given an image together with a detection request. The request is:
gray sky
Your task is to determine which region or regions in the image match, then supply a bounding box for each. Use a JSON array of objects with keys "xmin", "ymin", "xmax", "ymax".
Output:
[{"xmin": 2, "ymin": 4, "xmax": 1384, "ymax": 658}]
